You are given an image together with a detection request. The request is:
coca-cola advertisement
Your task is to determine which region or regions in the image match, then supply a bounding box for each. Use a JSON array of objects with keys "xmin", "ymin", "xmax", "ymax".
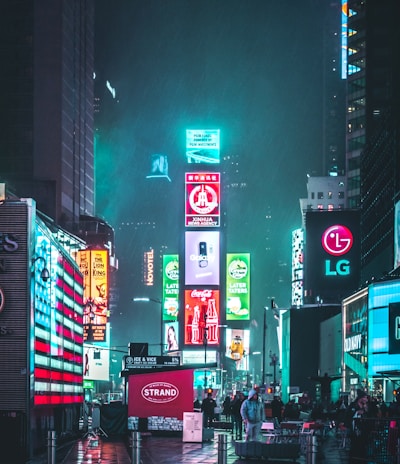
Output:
[
  {"xmin": 184, "ymin": 289, "xmax": 220, "ymax": 345},
  {"xmin": 128, "ymin": 369, "xmax": 194, "ymax": 420}
]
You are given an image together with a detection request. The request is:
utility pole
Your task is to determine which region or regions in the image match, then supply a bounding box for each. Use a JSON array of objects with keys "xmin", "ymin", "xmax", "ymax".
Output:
[
  {"xmin": 262, "ymin": 307, "xmax": 267, "ymax": 387},
  {"xmin": 269, "ymin": 352, "xmax": 278, "ymax": 393}
]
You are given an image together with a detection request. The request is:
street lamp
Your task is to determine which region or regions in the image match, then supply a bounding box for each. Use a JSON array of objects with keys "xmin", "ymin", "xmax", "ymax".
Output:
[
  {"xmin": 132, "ymin": 297, "xmax": 163, "ymax": 355},
  {"xmin": 31, "ymin": 256, "xmax": 50, "ymax": 282}
]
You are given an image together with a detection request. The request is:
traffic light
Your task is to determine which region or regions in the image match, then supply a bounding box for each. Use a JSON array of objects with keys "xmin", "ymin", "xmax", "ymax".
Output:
[{"xmin": 267, "ymin": 387, "xmax": 273, "ymax": 394}]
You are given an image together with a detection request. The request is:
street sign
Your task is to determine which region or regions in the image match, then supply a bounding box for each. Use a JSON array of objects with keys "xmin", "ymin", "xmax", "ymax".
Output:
[{"xmin": 123, "ymin": 355, "xmax": 180, "ymax": 370}]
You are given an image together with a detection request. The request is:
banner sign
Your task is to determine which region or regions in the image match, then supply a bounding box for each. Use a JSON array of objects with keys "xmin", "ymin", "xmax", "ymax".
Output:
[
  {"xmin": 162, "ymin": 254, "xmax": 179, "ymax": 321},
  {"xmin": 226, "ymin": 253, "xmax": 250, "ymax": 320},
  {"xmin": 185, "ymin": 172, "xmax": 220, "ymax": 227},
  {"xmin": 77, "ymin": 249, "xmax": 109, "ymax": 342},
  {"xmin": 122, "ymin": 355, "xmax": 181, "ymax": 370},
  {"xmin": 186, "ymin": 129, "xmax": 220, "ymax": 164}
]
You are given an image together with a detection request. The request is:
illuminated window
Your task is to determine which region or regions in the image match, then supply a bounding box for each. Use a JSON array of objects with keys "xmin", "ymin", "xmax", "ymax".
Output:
[
  {"xmin": 317, "ymin": 204, "xmax": 324, "ymax": 210},
  {"xmin": 328, "ymin": 191, "xmax": 333, "ymax": 199},
  {"xmin": 328, "ymin": 204, "xmax": 334, "ymax": 211}
]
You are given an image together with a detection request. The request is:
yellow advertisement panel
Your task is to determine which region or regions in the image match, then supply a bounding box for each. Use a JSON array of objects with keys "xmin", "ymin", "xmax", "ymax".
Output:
[{"xmin": 76, "ymin": 249, "xmax": 108, "ymax": 342}]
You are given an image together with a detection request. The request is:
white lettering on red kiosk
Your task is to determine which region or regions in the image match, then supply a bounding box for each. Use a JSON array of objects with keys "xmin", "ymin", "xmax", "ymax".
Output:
[{"xmin": 141, "ymin": 382, "xmax": 179, "ymax": 403}]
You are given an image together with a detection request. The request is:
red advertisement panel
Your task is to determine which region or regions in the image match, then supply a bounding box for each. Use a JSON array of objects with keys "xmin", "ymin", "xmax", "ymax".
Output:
[
  {"xmin": 185, "ymin": 172, "xmax": 220, "ymax": 227},
  {"xmin": 128, "ymin": 369, "xmax": 194, "ymax": 419},
  {"xmin": 184, "ymin": 289, "xmax": 220, "ymax": 345}
]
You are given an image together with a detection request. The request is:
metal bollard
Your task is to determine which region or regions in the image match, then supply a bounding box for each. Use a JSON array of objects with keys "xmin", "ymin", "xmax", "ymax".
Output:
[
  {"xmin": 217, "ymin": 434, "xmax": 228, "ymax": 464},
  {"xmin": 47, "ymin": 430, "xmax": 56, "ymax": 464},
  {"xmin": 397, "ymin": 437, "xmax": 400, "ymax": 464},
  {"xmin": 131, "ymin": 431, "xmax": 141, "ymax": 464},
  {"xmin": 305, "ymin": 433, "xmax": 318, "ymax": 464}
]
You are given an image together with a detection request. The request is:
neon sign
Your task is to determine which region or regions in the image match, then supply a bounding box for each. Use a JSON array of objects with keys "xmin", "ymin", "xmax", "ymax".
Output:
[{"xmin": 322, "ymin": 224, "xmax": 353, "ymax": 276}]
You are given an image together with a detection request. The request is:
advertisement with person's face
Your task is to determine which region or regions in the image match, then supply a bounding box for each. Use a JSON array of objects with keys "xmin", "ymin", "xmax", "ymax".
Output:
[
  {"xmin": 185, "ymin": 231, "xmax": 220, "ymax": 285},
  {"xmin": 165, "ymin": 322, "xmax": 179, "ymax": 352}
]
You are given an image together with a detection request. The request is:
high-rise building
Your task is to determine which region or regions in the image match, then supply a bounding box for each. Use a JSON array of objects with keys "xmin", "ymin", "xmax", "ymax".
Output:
[
  {"xmin": 0, "ymin": 0, "xmax": 95, "ymax": 230},
  {"xmin": 345, "ymin": 0, "xmax": 400, "ymax": 279}
]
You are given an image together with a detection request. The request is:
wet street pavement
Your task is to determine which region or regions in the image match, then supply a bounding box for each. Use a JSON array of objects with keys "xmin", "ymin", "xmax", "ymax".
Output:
[{"xmin": 27, "ymin": 428, "xmax": 349, "ymax": 463}]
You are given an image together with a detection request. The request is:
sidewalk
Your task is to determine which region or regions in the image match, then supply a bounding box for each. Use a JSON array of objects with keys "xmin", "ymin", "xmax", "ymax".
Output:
[{"xmin": 27, "ymin": 428, "xmax": 349, "ymax": 463}]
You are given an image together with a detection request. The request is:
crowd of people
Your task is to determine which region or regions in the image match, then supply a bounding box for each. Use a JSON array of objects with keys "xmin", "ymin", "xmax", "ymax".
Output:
[{"xmin": 194, "ymin": 386, "xmax": 400, "ymax": 462}]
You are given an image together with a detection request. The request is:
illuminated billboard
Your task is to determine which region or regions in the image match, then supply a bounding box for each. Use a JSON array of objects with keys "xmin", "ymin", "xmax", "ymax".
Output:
[
  {"xmin": 76, "ymin": 249, "xmax": 109, "ymax": 342},
  {"xmin": 186, "ymin": 129, "xmax": 220, "ymax": 163},
  {"xmin": 226, "ymin": 253, "xmax": 250, "ymax": 320},
  {"xmin": 164, "ymin": 321, "xmax": 179, "ymax": 352},
  {"xmin": 184, "ymin": 289, "xmax": 220, "ymax": 346},
  {"xmin": 34, "ymin": 226, "xmax": 84, "ymax": 405},
  {"xmin": 83, "ymin": 324, "xmax": 110, "ymax": 381},
  {"xmin": 394, "ymin": 201, "xmax": 400, "ymax": 269},
  {"xmin": 305, "ymin": 210, "xmax": 360, "ymax": 303},
  {"xmin": 225, "ymin": 328, "xmax": 250, "ymax": 371},
  {"xmin": 162, "ymin": 254, "xmax": 179, "ymax": 321},
  {"xmin": 185, "ymin": 231, "xmax": 220, "ymax": 285},
  {"xmin": 185, "ymin": 172, "xmax": 220, "ymax": 227},
  {"xmin": 291, "ymin": 228, "xmax": 304, "ymax": 307}
]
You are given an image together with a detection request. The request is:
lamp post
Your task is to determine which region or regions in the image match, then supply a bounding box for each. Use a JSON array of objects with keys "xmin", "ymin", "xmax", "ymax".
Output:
[
  {"xmin": 203, "ymin": 313, "xmax": 208, "ymax": 389},
  {"xmin": 132, "ymin": 297, "xmax": 163, "ymax": 355},
  {"xmin": 269, "ymin": 351, "xmax": 278, "ymax": 393},
  {"xmin": 262, "ymin": 306, "xmax": 267, "ymax": 387}
]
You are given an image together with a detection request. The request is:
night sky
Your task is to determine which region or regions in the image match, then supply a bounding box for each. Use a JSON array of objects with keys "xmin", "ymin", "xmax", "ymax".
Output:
[{"xmin": 94, "ymin": 0, "xmax": 325, "ymax": 355}]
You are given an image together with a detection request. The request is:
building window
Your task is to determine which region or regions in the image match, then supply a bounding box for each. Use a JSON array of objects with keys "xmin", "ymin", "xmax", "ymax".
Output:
[
  {"xmin": 318, "ymin": 192, "xmax": 324, "ymax": 199},
  {"xmin": 328, "ymin": 191, "xmax": 333, "ymax": 199},
  {"xmin": 328, "ymin": 204, "xmax": 334, "ymax": 211},
  {"xmin": 338, "ymin": 191, "xmax": 345, "ymax": 199},
  {"xmin": 317, "ymin": 204, "xmax": 324, "ymax": 210},
  {"xmin": 311, "ymin": 192, "xmax": 315, "ymax": 200}
]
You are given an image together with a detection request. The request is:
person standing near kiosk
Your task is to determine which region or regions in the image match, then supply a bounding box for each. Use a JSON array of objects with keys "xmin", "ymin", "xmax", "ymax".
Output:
[{"xmin": 240, "ymin": 389, "xmax": 265, "ymax": 441}]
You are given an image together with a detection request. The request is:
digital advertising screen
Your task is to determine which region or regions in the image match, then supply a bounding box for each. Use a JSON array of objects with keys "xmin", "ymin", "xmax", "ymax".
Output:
[
  {"xmin": 185, "ymin": 172, "xmax": 220, "ymax": 227},
  {"xmin": 225, "ymin": 328, "xmax": 250, "ymax": 371},
  {"xmin": 186, "ymin": 129, "xmax": 220, "ymax": 164},
  {"xmin": 226, "ymin": 253, "xmax": 250, "ymax": 321},
  {"xmin": 184, "ymin": 289, "xmax": 220, "ymax": 346},
  {"xmin": 185, "ymin": 231, "xmax": 220, "ymax": 286},
  {"xmin": 164, "ymin": 321, "xmax": 179, "ymax": 352},
  {"xmin": 34, "ymin": 227, "xmax": 84, "ymax": 405},
  {"xmin": 76, "ymin": 249, "xmax": 109, "ymax": 342},
  {"xmin": 162, "ymin": 254, "xmax": 179, "ymax": 321},
  {"xmin": 83, "ymin": 324, "xmax": 110, "ymax": 381},
  {"xmin": 305, "ymin": 210, "xmax": 360, "ymax": 302}
]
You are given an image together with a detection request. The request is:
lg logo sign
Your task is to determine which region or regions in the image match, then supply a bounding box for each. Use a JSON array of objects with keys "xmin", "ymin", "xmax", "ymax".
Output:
[{"xmin": 322, "ymin": 225, "xmax": 353, "ymax": 276}]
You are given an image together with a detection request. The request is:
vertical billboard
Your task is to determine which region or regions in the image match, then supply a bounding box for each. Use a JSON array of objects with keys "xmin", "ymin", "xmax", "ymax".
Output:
[
  {"xmin": 165, "ymin": 321, "xmax": 179, "ymax": 352},
  {"xmin": 184, "ymin": 289, "xmax": 220, "ymax": 345},
  {"xmin": 185, "ymin": 172, "xmax": 220, "ymax": 227},
  {"xmin": 185, "ymin": 231, "xmax": 220, "ymax": 285},
  {"xmin": 83, "ymin": 324, "xmax": 110, "ymax": 381},
  {"xmin": 305, "ymin": 210, "xmax": 360, "ymax": 303},
  {"xmin": 225, "ymin": 328, "xmax": 250, "ymax": 371},
  {"xmin": 76, "ymin": 249, "xmax": 109, "ymax": 342},
  {"xmin": 226, "ymin": 253, "xmax": 250, "ymax": 320},
  {"xmin": 394, "ymin": 201, "xmax": 400, "ymax": 269},
  {"xmin": 34, "ymin": 225, "xmax": 84, "ymax": 405},
  {"xmin": 162, "ymin": 254, "xmax": 179, "ymax": 321},
  {"xmin": 292, "ymin": 228, "xmax": 304, "ymax": 307},
  {"xmin": 186, "ymin": 129, "xmax": 220, "ymax": 164}
]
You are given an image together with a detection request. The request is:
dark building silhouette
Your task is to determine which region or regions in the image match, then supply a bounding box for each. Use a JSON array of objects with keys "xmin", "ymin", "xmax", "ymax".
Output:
[{"xmin": 0, "ymin": 0, "xmax": 95, "ymax": 230}]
